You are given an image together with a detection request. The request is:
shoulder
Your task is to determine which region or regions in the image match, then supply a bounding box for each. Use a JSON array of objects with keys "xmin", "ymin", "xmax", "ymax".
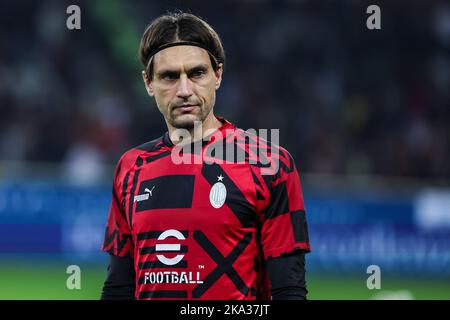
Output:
[{"xmin": 114, "ymin": 135, "xmax": 167, "ymax": 179}]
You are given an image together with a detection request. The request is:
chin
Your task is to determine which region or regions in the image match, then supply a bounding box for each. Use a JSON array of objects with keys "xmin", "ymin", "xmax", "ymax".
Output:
[{"xmin": 171, "ymin": 114, "xmax": 202, "ymax": 129}]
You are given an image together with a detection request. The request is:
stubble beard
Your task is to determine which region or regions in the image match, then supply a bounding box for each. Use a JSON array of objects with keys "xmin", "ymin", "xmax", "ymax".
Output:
[{"xmin": 168, "ymin": 107, "xmax": 206, "ymax": 130}]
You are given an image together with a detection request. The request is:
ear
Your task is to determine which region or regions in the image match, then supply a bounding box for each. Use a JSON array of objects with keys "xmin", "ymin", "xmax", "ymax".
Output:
[
  {"xmin": 214, "ymin": 63, "xmax": 223, "ymax": 90},
  {"xmin": 142, "ymin": 70, "xmax": 154, "ymax": 96}
]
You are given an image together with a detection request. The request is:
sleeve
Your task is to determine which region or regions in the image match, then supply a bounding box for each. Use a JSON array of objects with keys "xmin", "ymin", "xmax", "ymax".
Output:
[
  {"xmin": 101, "ymin": 254, "xmax": 136, "ymax": 300},
  {"xmin": 101, "ymin": 157, "xmax": 135, "ymax": 258},
  {"xmin": 266, "ymin": 250, "xmax": 308, "ymax": 300},
  {"xmin": 259, "ymin": 148, "xmax": 310, "ymax": 260}
]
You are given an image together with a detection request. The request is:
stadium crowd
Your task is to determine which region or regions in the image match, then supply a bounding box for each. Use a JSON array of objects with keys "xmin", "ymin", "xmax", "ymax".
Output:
[{"xmin": 0, "ymin": 0, "xmax": 449, "ymax": 184}]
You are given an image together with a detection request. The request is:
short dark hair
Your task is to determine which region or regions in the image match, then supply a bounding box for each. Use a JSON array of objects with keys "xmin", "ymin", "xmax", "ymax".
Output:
[{"xmin": 139, "ymin": 11, "xmax": 226, "ymax": 79}]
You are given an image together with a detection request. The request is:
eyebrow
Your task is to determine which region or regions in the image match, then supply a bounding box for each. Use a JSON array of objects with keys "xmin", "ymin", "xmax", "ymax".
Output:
[{"xmin": 156, "ymin": 63, "xmax": 210, "ymax": 78}]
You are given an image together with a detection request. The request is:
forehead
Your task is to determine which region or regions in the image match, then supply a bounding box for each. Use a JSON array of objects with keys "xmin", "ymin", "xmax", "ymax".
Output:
[{"xmin": 152, "ymin": 45, "xmax": 212, "ymax": 72}]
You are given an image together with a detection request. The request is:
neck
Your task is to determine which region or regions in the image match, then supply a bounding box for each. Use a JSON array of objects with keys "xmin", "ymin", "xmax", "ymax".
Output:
[{"xmin": 167, "ymin": 112, "xmax": 222, "ymax": 145}]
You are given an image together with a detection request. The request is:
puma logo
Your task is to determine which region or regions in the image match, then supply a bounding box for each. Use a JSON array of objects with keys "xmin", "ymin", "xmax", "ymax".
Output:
[
  {"xmin": 134, "ymin": 186, "xmax": 156, "ymax": 202},
  {"xmin": 144, "ymin": 186, "xmax": 155, "ymax": 196}
]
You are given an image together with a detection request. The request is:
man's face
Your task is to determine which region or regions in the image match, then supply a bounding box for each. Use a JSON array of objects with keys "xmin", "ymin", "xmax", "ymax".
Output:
[{"xmin": 143, "ymin": 45, "xmax": 222, "ymax": 129}]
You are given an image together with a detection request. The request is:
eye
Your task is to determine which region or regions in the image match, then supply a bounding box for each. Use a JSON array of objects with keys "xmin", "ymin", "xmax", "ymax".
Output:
[
  {"xmin": 189, "ymin": 69, "xmax": 206, "ymax": 79},
  {"xmin": 164, "ymin": 75, "xmax": 177, "ymax": 81},
  {"xmin": 161, "ymin": 72, "xmax": 179, "ymax": 81}
]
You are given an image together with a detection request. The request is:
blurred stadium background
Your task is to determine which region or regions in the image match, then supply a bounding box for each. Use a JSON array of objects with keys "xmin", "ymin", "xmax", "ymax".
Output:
[{"xmin": 0, "ymin": 0, "xmax": 449, "ymax": 299}]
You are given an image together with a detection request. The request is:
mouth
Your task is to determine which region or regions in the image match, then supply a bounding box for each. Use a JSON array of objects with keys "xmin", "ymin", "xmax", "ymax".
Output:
[{"xmin": 173, "ymin": 104, "xmax": 198, "ymax": 113}]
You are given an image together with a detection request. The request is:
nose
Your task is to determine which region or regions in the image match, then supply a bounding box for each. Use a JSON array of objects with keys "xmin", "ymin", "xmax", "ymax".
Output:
[{"xmin": 176, "ymin": 74, "xmax": 193, "ymax": 100}]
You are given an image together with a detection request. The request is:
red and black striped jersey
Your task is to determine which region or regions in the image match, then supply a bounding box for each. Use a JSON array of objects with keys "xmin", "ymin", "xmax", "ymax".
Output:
[{"xmin": 101, "ymin": 116, "xmax": 310, "ymax": 300}]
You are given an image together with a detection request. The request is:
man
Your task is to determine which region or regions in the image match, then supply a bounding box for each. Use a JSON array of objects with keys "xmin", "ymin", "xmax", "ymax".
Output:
[{"xmin": 100, "ymin": 11, "xmax": 310, "ymax": 300}]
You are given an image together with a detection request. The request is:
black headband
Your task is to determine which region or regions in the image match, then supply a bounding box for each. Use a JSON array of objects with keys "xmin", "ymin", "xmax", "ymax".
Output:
[{"xmin": 146, "ymin": 41, "xmax": 219, "ymax": 73}]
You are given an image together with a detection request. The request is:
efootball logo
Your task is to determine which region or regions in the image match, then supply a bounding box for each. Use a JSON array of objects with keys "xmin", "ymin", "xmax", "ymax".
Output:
[
  {"xmin": 155, "ymin": 229, "xmax": 185, "ymax": 266},
  {"xmin": 143, "ymin": 229, "xmax": 203, "ymax": 285}
]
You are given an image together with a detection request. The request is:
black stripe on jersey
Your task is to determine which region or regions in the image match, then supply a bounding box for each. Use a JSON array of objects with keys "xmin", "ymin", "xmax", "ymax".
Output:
[
  {"xmin": 262, "ymin": 181, "xmax": 289, "ymax": 219},
  {"xmin": 262, "ymin": 174, "xmax": 272, "ymax": 194},
  {"xmin": 192, "ymin": 231, "xmax": 251, "ymax": 298},
  {"xmin": 137, "ymin": 230, "xmax": 189, "ymax": 241},
  {"xmin": 139, "ymin": 245, "xmax": 188, "ymax": 255},
  {"xmin": 135, "ymin": 175, "xmax": 195, "ymax": 212},
  {"xmin": 138, "ymin": 290, "xmax": 187, "ymax": 299},
  {"xmin": 136, "ymin": 156, "xmax": 143, "ymax": 167},
  {"xmin": 250, "ymin": 168, "xmax": 263, "ymax": 190},
  {"xmin": 121, "ymin": 172, "xmax": 130, "ymax": 214},
  {"xmin": 252, "ymin": 256, "xmax": 260, "ymax": 299},
  {"xmin": 279, "ymin": 150, "xmax": 295, "ymax": 174},
  {"xmin": 290, "ymin": 210, "xmax": 309, "ymax": 244},
  {"xmin": 128, "ymin": 169, "xmax": 141, "ymax": 228},
  {"xmin": 138, "ymin": 260, "xmax": 187, "ymax": 269},
  {"xmin": 112, "ymin": 186, "xmax": 121, "ymax": 209},
  {"xmin": 250, "ymin": 168, "xmax": 266, "ymax": 201},
  {"xmin": 146, "ymin": 151, "xmax": 171, "ymax": 163},
  {"xmin": 256, "ymin": 189, "xmax": 265, "ymax": 201},
  {"xmin": 201, "ymin": 163, "xmax": 255, "ymax": 228}
]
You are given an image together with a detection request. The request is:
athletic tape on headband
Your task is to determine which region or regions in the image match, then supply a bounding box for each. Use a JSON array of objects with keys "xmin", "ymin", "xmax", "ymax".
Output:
[{"xmin": 146, "ymin": 41, "xmax": 219, "ymax": 72}]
